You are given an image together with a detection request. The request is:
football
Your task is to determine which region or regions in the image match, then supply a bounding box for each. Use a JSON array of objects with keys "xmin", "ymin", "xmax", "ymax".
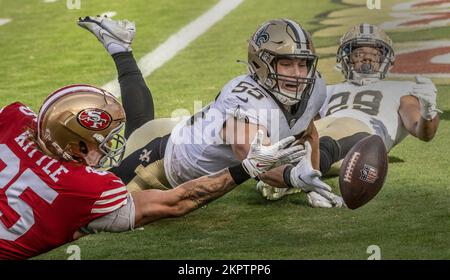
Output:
[{"xmin": 339, "ymin": 135, "xmax": 388, "ymax": 209}]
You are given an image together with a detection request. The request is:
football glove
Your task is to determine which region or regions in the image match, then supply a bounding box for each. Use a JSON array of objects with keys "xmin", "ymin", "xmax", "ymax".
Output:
[
  {"xmin": 287, "ymin": 141, "xmax": 343, "ymax": 207},
  {"xmin": 307, "ymin": 191, "xmax": 345, "ymax": 208},
  {"xmin": 242, "ymin": 130, "xmax": 305, "ymax": 178},
  {"xmin": 412, "ymin": 76, "xmax": 442, "ymax": 120}
]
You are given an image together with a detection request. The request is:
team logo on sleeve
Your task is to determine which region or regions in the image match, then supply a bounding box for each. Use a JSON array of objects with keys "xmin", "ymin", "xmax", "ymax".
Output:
[
  {"xmin": 77, "ymin": 109, "xmax": 112, "ymax": 130},
  {"xmin": 360, "ymin": 164, "xmax": 378, "ymax": 184}
]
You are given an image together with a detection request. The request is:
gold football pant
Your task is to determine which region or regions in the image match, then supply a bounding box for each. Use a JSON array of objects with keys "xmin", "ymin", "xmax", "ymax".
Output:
[{"xmin": 117, "ymin": 118, "xmax": 180, "ymax": 192}]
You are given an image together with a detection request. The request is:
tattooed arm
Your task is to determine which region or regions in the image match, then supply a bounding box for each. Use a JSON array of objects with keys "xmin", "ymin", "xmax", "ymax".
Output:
[
  {"xmin": 71, "ymin": 169, "xmax": 238, "ymax": 240},
  {"xmin": 71, "ymin": 133, "xmax": 301, "ymax": 238},
  {"xmin": 131, "ymin": 132, "xmax": 303, "ymax": 227},
  {"xmin": 132, "ymin": 169, "xmax": 238, "ymax": 227}
]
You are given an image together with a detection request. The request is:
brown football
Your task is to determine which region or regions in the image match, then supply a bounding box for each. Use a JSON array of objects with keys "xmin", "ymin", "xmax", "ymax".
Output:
[{"xmin": 339, "ymin": 135, "xmax": 388, "ymax": 209}]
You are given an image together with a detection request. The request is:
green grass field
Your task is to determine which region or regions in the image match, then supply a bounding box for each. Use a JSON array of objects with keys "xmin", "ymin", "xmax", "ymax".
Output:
[{"xmin": 0, "ymin": 0, "xmax": 449, "ymax": 259}]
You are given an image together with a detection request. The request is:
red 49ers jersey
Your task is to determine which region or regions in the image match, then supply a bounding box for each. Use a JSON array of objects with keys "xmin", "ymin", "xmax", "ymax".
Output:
[{"xmin": 0, "ymin": 103, "xmax": 128, "ymax": 259}]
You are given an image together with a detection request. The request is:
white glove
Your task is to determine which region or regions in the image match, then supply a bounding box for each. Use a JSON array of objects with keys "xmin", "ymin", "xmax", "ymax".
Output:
[
  {"xmin": 242, "ymin": 130, "xmax": 306, "ymax": 178},
  {"xmin": 307, "ymin": 191, "xmax": 345, "ymax": 208},
  {"xmin": 288, "ymin": 141, "xmax": 343, "ymax": 207},
  {"xmin": 255, "ymin": 181, "xmax": 302, "ymax": 201},
  {"xmin": 412, "ymin": 76, "xmax": 442, "ymax": 120}
]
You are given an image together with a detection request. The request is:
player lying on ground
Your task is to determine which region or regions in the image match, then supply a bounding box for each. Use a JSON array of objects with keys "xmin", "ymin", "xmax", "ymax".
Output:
[
  {"xmin": 0, "ymin": 84, "xmax": 301, "ymax": 260},
  {"xmin": 256, "ymin": 23, "xmax": 441, "ymax": 205},
  {"xmin": 77, "ymin": 16, "xmax": 344, "ymax": 207}
]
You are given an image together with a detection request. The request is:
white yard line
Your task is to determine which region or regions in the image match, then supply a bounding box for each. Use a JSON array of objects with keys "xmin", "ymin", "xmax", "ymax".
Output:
[
  {"xmin": 0, "ymin": 19, "xmax": 11, "ymax": 26},
  {"xmin": 102, "ymin": 0, "xmax": 244, "ymax": 97}
]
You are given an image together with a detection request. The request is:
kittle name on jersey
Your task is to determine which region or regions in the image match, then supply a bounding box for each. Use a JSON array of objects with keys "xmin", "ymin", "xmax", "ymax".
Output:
[{"xmin": 14, "ymin": 130, "xmax": 69, "ymax": 183}]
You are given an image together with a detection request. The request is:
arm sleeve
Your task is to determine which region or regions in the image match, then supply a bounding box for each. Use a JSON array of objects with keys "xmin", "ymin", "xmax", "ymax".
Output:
[{"xmin": 82, "ymin": 193, "xmax": 136, "ymax": 233}]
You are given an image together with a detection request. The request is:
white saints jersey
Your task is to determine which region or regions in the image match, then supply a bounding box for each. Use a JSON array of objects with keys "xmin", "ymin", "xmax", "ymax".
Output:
[
  {"xmin": 319, "ymin": 80, "xmax": 415, "ymax": 151},
  {"xmin": 164, "ymin": 74, "xmax": 327, "ymax": 187}
]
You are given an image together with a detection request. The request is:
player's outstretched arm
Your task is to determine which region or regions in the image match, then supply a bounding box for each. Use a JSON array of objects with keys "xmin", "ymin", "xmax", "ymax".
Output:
[
  {"xmin": 132, "ymin": 169, "xmax": 237, "ymax": 226},
  {"xmin": 73, "ymin": 132, "xmax": 304, "ymax": 236},
  {"xmin": 399, "ymin": 77, "xmax": 440, "ymax": 142},
  {"xmin": 399, "ymin": 96, "xmax": 440, "ymax": 142},
  {"xmin": 224, "ymin": 118, "xmax": 309, "ymax": 188},
  {"xmin": 258, "ymin": 121, "xmax": 319, "ymax": 187},
  {"xmin": 284, "ymin": 141, "xmax": 344, "ymax": 208},
  {"xmin": 71, "ymin": 168, "xmax": 242, "ymax": 239},
  {"xmin": 133, "ymin": 132, "xmax": 304, "ymax": 227}
]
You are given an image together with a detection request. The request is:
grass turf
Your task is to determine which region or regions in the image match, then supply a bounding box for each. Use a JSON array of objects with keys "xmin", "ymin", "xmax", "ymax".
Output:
[{"xmin": 0, "ymin": 0, "xmax": 448, "ymax": 259}]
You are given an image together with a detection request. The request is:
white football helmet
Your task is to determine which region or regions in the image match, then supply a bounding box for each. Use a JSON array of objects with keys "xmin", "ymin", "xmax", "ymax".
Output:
[
  {"xmin": 248, "ymin": 19, "xmax": 318, "ymax": 106},
  {"xmin": 337, "ymin": 23, "xmax": 395, "ymax": 84},
  {"xmin": 37, "ymin": 84, "xmax": 127, "ymax": 168}
]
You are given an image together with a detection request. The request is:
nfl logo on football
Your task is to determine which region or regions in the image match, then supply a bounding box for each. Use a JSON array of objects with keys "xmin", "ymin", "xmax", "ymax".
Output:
[{"xmin": 360, "ymin": 164, "xmax": 378, "ymax": 184}]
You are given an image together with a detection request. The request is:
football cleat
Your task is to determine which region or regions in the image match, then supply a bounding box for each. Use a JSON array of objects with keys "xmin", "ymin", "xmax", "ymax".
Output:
[
  {"xmin": 77, "ymin": 15, "xmax": 136, "ymax": 55},
  {"xmin": 255, "ymin": 181, "xmax": 302, "ymax": 201}
]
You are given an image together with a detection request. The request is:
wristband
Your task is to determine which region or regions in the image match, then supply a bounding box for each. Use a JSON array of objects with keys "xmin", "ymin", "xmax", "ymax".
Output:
[
  {"xmin": 228, "ymin": 163, "xmax": 251, "ymax": 185},
  {"xmin": 283, "ymin": 165, "xmax": 294, "ymax": 188}
]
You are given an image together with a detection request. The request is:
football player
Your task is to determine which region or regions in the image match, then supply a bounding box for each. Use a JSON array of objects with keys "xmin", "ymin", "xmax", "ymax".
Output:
[
  {"xmin": 0, "ymin": 86, "xmax": 129, "ymax": 259},
  {"xmin": 0, "ymin": 88, "xmax": 301, "ymax": 259},
  {"xmin": 257, "ymin": 23, "xmax": 441, "ymax": 206},
  {"xmin": 77, "ymin": 16, "xmax": 344, "ymax": 207}
]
